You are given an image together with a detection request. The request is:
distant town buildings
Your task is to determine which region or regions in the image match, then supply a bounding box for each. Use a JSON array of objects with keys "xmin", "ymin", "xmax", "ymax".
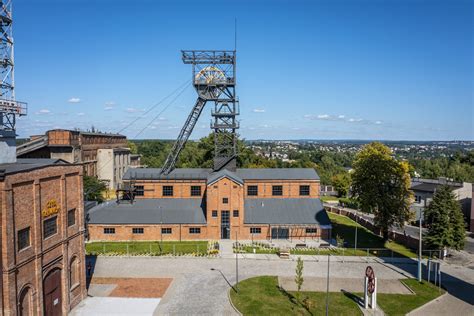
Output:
[
  {"xmin": 16, "ymin": 129, "xmax": 140, "ymax": 189},
  {"xmin": 0, "ymin": 158, "xmax": 87, "ymax": 315}
]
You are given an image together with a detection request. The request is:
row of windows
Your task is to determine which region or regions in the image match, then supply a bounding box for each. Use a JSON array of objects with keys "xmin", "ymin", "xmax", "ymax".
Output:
[
  {"xmin": 17, "ymin": 209, "xmax": 77, "ymax": 252},
  {"xmin": 212, "ymin": 210, "xmax": 239, "ymax": 217},
  {"xmin": 247, "ymin": 185, "xmax": 311, "ymax": 196},
  {"xmin": 102, "ymin": 226, "xmax": 318, "ymax": 236},
  {"xmin": 249, "ymin": 228, "xmax": 317, "ymax": 234},
  {"xmin": 136, "ymin": 185, "xmax": 203, "ymax": 197},
  {"xmin": 135, "ymin": 184, "xmax": 312, "ymax": 197},
  {"xmin": 103, "ymin": 227, "xmax": 202, "ymax": 234}
]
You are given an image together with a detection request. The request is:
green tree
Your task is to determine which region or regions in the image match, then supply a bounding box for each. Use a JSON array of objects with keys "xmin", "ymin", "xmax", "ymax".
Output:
[
  {"xmin": 424, "ymin": 185, "xmax": 466, "ymax": 250},
  {"xmin": 351, "ymin": 142, "xmax": 412, "ymax": 240},
  {"xmin": 83, "ymin": 175, "xmax": 107, "ymax": 202},
  {"xmin": 294, "ymin": 257, "xmax": 304, "ymax": 301},
  {"xmin": 331, "ymin": 172, "xmax": 351, "ymax": 197}
]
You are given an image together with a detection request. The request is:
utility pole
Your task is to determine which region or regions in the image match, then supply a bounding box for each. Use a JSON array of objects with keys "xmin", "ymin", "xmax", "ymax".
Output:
[{"xmin": 418, "ymin": 208, "xmax": 423, "ymax": 282}]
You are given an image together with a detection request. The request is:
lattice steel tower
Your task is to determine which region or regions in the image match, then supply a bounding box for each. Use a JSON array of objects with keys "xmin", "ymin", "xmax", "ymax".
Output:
[
  {"xmin": 161, "ymin": 50, "xmax": 238, "ymax": 174},
  {"xmin": 0, "ymin": 0, "xmax": 27, "ymax": 163}
]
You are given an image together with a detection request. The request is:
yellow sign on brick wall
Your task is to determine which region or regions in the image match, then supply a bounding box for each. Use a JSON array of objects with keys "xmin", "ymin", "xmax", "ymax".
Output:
[{"xmin": 42, "ymin": 199, "xmax": 60, "ymax": 217}]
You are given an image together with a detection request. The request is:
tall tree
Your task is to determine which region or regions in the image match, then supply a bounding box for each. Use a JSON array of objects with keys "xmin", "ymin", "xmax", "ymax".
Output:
[
  {"xmin": 331, "ymin": 172, "xmax": 351, "ymax": 197},
  {"xmin": 351, "ymin": 142, "xmax": 412, "ymax": 240},
  {"xmin": 83, "ymin": 176, "xmax": 107, "ymax": 202},
  {"xmin": 424, "ymin": 185, "xmax": 465, "ymax": 250}
]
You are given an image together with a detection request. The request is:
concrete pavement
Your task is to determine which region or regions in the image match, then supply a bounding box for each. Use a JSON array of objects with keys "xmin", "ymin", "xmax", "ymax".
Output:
[{"xmin": 79, "ymin": 254, "xmax": 473, "ymax": 315}]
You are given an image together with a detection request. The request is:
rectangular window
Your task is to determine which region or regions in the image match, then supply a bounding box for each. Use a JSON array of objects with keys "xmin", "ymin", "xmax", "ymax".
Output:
[
  {"xmin": 247, "ymin": 185, "xmax": 258, "ymax": 196},
  {"xmin": 189, "ymin": 227, "xmax": 201, "ymax": 234},
  {"xmin": 162, "ymin": 228, "xmax": 172, "ymax": 234},
  {"xmin": 104, "ymin": 227, "xmax": 115, "ymax": 234},
  {"xmin": 250, "ymin": 227, "xmax": 261, "ymax": 234},
  {"xmin": 233, "ymin": 210, "xmax": 239, "ymax": 217},
  {"xmin": 300, "ymin": 185, "xmax": 310, "ymax": 196},
  {"xmin": 212, "ymin": 210, "xmax": 218, "ymax": 217},
  {"xmin": 305, "ymin": 228, "xmax": 317, "ymax": 234},
  {"xmin": 162, "ymin": 185, "xmax": 173, "ymax": 196},
  {"xmin": 132, "ymin": 227, "xmax": 144, "ymax": 234},
  {"xmin": 135, "ymin": 185, "xmax": 144, "ymax": 196},
  {"xmin": 18, "ymin": 227, "xmax": 30, "ymax": 251},
  {"xmin": 43, "ymin": 216, "xmax": 58, "ymax": 239},
  {"xmin": 222, "ymin": 197, "xmax": 229, "ymax": 204},
  {"xmin": 190, "ymin": 186, "xmax": 201, "ymax": 196},
  {"xmin": 67, "ymin": 209, "xmax": 76, "ymax": 227},
  {"xmin": 272, "ymin": 185, "xmax": 283, "ymax": 196}
]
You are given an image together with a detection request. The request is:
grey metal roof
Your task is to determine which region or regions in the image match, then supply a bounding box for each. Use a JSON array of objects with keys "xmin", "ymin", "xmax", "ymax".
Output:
[
  {"xmin": 207, "ymin": 169, "xmax": 243, "ymax": 185},
  {"xmin": 87, "ymin": 198, "xmax": 206, "ymax": 225},
  {"xmin": 244, "ymin": 198, "xmax": 331, "ymax": 226},
  {"xmin": 124, "ymin": 168, "xmax": 212, "ymax": 180},
  {"xmin": 124, "ymin": 168, "xmax": 319, "ymax": 181},
  {"xmin": 0, "ymin": 158, "xmax": 68, "ymax": 175},
  {"xmin": 237, "ymin": 168, "xmax": 320, "ymax": 180}
]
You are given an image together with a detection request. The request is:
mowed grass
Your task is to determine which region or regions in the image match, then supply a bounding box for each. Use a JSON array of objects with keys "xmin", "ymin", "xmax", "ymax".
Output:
[
  {"xmin": 230, "ymin": 276, "xmax": 362, "ymax": 316},
  {"xmin": 378, "ymin": 279, "xmax": 444, "ymax": 316},
  {"xmin": 86, "ymin": 241, "xmax": 208, "ymax": 255},
  {"xmin": 328, "ymin": 213, "xmax": 417, "ymax": 258}
]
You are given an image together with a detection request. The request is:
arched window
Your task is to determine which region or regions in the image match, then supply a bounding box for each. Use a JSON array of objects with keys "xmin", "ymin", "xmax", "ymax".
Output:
[
  {"xmin": 69, "ymin": 256, "xmax": 80, "ymax": 289},
  {"xmin": 19, "ymin": 286, "xmax": 33, "ymax": 316}
]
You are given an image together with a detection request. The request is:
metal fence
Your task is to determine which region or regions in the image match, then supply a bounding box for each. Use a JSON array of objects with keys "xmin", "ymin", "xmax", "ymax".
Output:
[{"xmin": 85, "ymin": 242, "xmax": 209, "ymax": 256}]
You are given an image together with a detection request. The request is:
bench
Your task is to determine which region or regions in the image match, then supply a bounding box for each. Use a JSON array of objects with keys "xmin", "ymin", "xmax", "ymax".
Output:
[{"xmin": 279, "ymin": 248, "xmax": 290, "ymax": 259}]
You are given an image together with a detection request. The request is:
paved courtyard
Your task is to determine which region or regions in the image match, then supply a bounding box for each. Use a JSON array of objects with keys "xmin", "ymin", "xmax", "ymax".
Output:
[{"xmin": 70, "ymin": 255, "xmax": 474, "ymax": 315}]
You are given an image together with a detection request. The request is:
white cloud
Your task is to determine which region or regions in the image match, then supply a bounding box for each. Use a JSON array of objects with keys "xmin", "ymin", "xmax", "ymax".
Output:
[
  {"xmin": 68, "ymin": 97, "xmax": 81, "ymax": 103},
  {"xmin": 104, "ymin": 106, "xmax": 114, "ymax": 111},
  {"xmin": 77, "ymin": 112, "xmax": 85, "ymax": 116},
  {"xmin": 253, "ymin": 108, "xmax": 265, "ymax": 113},
  {"xmin": 125, "ymin": 107, "xmax": 144, "ymax": 113},
  {"xmin": 104, "ymin": 101, "xmax": 115, "ymax": 111},
  {"xmin": 304, "ymin": 113, "xmax": 381, "ymax": 125},
  {"xmin": 35, "ymin": 109, "xmax": 51, "ymax": 115}
]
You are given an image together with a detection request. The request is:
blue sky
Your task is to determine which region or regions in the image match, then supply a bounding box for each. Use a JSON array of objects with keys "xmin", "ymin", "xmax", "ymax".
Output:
[{"xmin": 13, "ymin": 0, "xmax": 473, "ymax": 140}]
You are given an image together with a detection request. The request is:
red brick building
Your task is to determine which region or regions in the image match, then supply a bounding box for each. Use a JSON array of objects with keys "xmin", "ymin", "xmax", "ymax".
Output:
[
  {"xmin": 87, "ymin": 168, "xmax": 332, "ymax": 241},
  {"xmin": 0, "ymin": 159, "xmax": 87, "ymax": 315}
]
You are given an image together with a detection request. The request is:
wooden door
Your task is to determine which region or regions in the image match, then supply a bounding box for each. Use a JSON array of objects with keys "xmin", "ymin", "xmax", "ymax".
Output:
[{"xmin": 43, "ymin": 269, "xmax": 62, "ymax": 316}]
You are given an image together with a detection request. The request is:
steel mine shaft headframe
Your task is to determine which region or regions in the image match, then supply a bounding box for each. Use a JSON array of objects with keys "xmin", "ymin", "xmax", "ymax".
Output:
[{"xmin": 160, "ymin": 50, "xmax": 239, "ymax": 175}]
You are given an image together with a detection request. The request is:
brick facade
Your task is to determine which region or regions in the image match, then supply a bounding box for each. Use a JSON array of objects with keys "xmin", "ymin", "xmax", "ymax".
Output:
[
  {"xmin": 0, "ymin": 164, "xmax": 87, "ymax": 315},
  {"xmin": 88, "ymin": 170, "xmax": 330, "ymax": 242}
]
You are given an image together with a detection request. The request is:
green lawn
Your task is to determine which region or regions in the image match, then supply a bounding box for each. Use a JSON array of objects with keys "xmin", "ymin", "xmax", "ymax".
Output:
[
  {"xmin": 328, "ymin": 213, "xmax": 417, "ymax": 258},
  {"xmin": 378, "ymin": 279, "xmax": 444, "ymax": 316},
  {"xmin": 320, "ymin": 196, "xmax": 340, "ymax": 202},
  {"xmin": 85, "ymin": 241, "xmax": 209, "ymax": 256},
  {"xmin": 230, "ymin": 276, "xmax": 443, "ymax": 316},
  {"xmin": 230, "ymin": 276, "xmax": 362, "ymax": 316}
]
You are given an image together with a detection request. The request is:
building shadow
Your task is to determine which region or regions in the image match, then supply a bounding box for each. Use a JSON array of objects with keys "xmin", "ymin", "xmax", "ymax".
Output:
[{"xmin": 85, "ymin": 255, "xmax": 98, "ymax": 290}]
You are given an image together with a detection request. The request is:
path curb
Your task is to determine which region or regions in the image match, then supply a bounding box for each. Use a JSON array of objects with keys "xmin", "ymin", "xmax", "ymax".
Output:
[
  {"xmin": 406, "ymin": 292, "xmax": 448, "ymax": 315},
  {"xmin": 227, "ymin": 288, "xmax": 243, "ymax": 316}
]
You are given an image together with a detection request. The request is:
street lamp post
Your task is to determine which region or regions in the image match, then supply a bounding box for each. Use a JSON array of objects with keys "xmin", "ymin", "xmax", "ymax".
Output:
[
  {"xmin": 355, "ymin": 217, "xmax": 358, "ymax": 253},
  {"xmin": 235, "ymin": 230, "xmax": 239, "ymax": 291},
  {"xmin": 325, "ymin": 254, "xmax": 330, "ymax": 316}
]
